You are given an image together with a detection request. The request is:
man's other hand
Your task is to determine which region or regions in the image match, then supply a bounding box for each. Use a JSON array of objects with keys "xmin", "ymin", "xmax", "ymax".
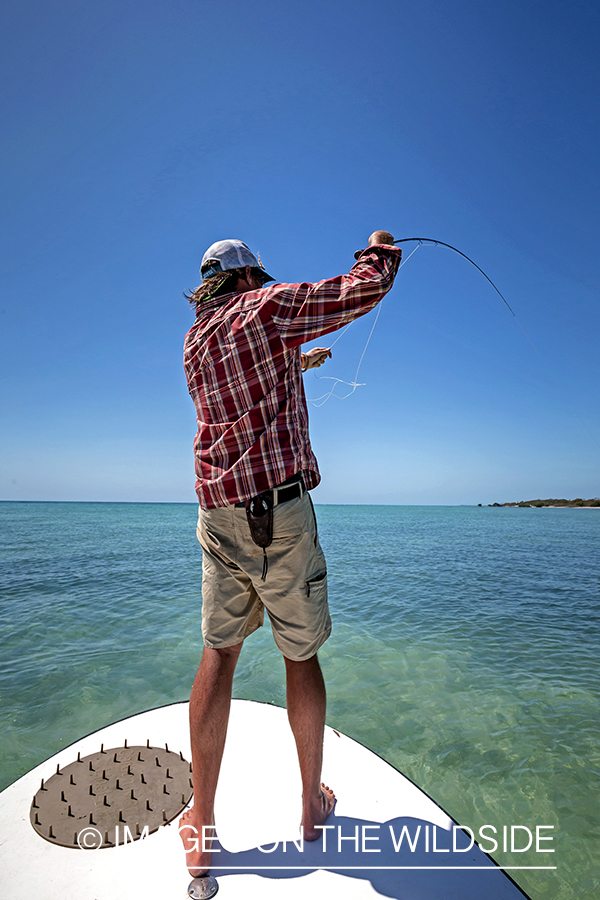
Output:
[{"xmin": 302, "ymin": 348, "xmax": 332, "ymax": 372}]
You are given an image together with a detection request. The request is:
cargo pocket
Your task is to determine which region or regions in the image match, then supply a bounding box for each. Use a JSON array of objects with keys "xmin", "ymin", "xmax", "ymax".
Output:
[
  {"xmin": 306, "ymin": 570, "xmax": 327, "ymax": 598},
  {"xmin": 303, "ymin": 568, "xmax": 331, "ymax": 652}
]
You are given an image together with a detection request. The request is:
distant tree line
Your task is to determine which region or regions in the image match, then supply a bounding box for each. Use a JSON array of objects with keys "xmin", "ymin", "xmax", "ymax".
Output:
[{"xmin": 483, "ymin": 498, "xmax": 600, "ymax": 508}]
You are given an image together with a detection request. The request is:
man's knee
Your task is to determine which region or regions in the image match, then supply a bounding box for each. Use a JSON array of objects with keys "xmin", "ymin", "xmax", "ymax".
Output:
[
  {"xmin": 202, "ymin": 641, "xmax": 243, "ymax": 665},
  {"xmin": 284, "ymin": 652, "xmax": 321, "ymax": 673}
]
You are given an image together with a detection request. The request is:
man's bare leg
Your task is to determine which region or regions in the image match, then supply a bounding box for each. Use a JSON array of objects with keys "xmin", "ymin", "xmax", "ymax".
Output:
[
  {"xmin": 179, "ymin": 642, "xmax": 243, "ymax": 876},
  {"xmin": 284, "ymin": 653, "xmax": 335, "ymax": 841}
]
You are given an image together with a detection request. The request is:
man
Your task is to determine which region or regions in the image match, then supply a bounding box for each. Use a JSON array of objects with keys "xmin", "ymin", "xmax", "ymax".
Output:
[{"xmin": 179, "ymin": 231, "xmax": 401, "ymax": 887}]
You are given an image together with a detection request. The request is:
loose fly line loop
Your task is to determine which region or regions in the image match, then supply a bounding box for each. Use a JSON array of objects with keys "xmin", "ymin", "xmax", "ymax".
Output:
[{"xmin": 306, "ymin": 243, "xmax": 421, "ymax": 407}]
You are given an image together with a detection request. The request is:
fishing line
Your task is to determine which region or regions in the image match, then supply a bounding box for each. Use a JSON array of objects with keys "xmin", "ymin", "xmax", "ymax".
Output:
[{"xmin": 306, "ymin": 243, "xmax": 421, "ymax": 407}]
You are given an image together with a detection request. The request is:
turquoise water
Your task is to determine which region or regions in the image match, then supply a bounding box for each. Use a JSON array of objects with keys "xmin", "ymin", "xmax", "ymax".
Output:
[{"xmin": 1, "ymin": 501, "xmax": 599, "ymax": 899}]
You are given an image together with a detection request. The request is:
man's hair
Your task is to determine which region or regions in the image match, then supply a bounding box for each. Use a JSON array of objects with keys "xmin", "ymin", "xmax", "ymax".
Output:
[{"xmin": 184, "ymin": 267, "xmax": 268, "ymax": 310}]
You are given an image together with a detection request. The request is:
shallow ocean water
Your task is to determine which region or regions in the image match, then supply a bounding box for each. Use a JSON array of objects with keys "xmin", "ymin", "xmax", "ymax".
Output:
[{"xmin": 1, "ymin": 501, "xmax": 599, "ymax": 899}]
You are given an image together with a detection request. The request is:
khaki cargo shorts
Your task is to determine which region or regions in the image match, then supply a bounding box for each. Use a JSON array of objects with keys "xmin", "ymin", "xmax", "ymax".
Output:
[{"xmin": 197, "ymin": 492, "xmax": 331, "ymax": 661}]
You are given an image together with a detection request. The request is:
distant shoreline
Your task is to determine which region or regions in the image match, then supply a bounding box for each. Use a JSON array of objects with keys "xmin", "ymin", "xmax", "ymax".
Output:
[{"xmin": 486, "ymin": 498, "xmax": 600, "ymax": 508}]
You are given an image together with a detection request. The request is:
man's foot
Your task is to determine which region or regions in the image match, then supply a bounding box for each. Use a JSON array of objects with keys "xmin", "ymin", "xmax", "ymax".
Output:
[
  {"xmin": 179, "ymin": 806, "xmax": 215, "ymax": 876},
  {"xmin": 302, "ymin": 782, "xmax": 335, "ymax": 841}
]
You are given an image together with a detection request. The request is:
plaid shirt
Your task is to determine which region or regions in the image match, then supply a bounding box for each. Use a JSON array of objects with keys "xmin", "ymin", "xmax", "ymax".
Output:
[{"xmin": 183, "ymin": 245, "xmax": 402, "ymax": 508}]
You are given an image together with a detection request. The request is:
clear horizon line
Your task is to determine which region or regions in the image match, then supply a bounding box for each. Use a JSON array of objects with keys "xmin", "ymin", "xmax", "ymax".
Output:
[{"xmin": 0, "ymin": 498, "xmax": 525, "ymax": 507}]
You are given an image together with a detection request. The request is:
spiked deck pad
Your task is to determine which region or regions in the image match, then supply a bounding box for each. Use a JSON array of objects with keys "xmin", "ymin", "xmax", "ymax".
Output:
[{"xmin": 29, "ymin": 742, "xmax": 193, "ymax": 849}]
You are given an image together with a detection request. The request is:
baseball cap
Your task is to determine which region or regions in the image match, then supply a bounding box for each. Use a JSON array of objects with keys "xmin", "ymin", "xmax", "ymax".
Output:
[{"xmin": 200, "ymin": 239, "xmax": 274, "ymax": 283}]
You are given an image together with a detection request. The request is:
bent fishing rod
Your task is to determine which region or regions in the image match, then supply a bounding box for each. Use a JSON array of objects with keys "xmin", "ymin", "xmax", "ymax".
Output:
[
  {"xmin": 345, "ymin": 234, "xmax": 600, "ymax": 452},
  {"xmin": 355, "ymin": 236, "xmax": 515, "ymax": 316}
]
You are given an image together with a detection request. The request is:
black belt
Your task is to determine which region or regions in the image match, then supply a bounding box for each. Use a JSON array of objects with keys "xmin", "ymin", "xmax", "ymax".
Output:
[{"xmin": 235, "ymin": 476, "xmax": 304, "ymax": 508}]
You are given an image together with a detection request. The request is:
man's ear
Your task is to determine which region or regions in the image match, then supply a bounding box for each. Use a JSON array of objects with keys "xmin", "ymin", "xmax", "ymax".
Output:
[{"xmin": 230, "ymin": 268, "xmax": 246, "ymax": 290}]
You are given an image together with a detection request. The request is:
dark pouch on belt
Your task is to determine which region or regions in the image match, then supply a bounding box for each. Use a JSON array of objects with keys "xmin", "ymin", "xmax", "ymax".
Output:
[{"xmin": 245, "ymin": 493, "xmax": 273, "ymax": 581}]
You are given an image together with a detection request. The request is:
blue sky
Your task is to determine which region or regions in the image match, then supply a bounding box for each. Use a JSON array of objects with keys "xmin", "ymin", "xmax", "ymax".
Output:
[{"xmin": 1, "ymin": 0, "xmax": 599, "ymax": 504}]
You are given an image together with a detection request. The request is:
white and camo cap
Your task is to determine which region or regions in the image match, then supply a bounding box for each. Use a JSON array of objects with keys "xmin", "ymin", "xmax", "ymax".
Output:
[{"xmin": 200, "ymin": 239, "xmax": 274, "ymax": 283}]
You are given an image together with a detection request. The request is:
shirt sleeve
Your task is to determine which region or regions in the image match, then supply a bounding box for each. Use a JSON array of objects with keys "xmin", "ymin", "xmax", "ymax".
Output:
[{"xmin": 265, "ymin": 245, "xmax": 403, "ymax": 347}]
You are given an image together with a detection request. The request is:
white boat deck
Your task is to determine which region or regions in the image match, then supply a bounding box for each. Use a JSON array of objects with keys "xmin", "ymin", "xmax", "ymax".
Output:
[{"xmin": 0, "ymin": 700, "xmax": 529, "ymax": 899}]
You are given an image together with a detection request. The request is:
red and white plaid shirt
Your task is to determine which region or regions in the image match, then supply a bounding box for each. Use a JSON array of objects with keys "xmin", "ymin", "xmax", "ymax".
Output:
[{"xmin": 183, "ymin": 245, "xmax": 402, "ymax": 508}]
